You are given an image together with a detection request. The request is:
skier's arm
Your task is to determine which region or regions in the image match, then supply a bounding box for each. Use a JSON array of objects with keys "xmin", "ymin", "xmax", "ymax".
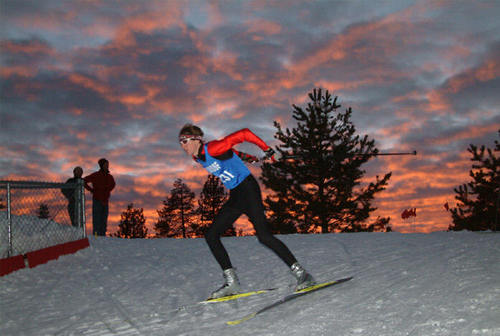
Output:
[
  {"xmin": 233, "ymin": 150, "xmax": 259, "ymax": 163},
  {"xmin": 207, "ymin": 128, "xmax": 270, "ymax": 156}
]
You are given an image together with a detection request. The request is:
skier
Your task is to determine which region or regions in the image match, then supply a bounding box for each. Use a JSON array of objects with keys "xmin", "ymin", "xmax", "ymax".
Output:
[{"xmin": 178, "ymin": 124, "xmax": 315, "ymax": 299}]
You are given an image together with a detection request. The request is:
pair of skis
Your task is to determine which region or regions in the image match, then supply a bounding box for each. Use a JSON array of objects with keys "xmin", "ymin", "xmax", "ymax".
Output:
[
  {"xmin": 226, "ymin": 276, "xmax": 352, "ymax": 325},
  {"xmin": 185, "ymin": 276, "xmax": 353, "ymax": 325}
]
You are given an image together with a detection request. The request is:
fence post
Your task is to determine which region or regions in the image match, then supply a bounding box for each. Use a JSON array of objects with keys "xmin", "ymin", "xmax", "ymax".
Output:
[
  {"xmin": 495, "ymin": 191, "xmax": 499, "ymax": 232},
  {"xmin": 7, "ymin": 182, "xmax": 12, "ymax": 258},
  {"xmin": 78, "ymin": 179, "xmax": 86, "ymax": 237}
]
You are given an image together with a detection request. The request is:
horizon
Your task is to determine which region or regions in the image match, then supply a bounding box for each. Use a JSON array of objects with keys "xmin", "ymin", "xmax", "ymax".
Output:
[{"xmin": 1, "ymin": 1, "xmax": 499, "ymax": 234}]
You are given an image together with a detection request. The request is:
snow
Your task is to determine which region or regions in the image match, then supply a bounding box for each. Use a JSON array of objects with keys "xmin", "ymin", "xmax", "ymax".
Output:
[
  {"xmin": 1, "ymin": 232, "xmax": 499, "ymax": 335},
  {"xmin": 0, "ymin": 212, "xmax": 83, "ymax": 257}
]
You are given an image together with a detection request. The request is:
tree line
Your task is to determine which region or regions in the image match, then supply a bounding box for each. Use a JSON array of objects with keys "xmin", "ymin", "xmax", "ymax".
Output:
[{"xmin": 115, "ymin": 175, "xmax": 237, "ymax": 239}]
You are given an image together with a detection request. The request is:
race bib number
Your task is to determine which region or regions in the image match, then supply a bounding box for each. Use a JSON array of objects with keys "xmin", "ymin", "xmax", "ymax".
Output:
[{"xmin": 219, "ymin": 170, "xmax": 235, "ymax": 183}]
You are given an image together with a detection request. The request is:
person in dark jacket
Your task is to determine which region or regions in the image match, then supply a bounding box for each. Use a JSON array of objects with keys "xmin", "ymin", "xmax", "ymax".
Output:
[
  {"xmin": 84, "ymin": 158, "xmax": 115, "ymax": 236},
  {"xmin": 61, "ymin": 166, "xmax": 83, "ymax": 227}
]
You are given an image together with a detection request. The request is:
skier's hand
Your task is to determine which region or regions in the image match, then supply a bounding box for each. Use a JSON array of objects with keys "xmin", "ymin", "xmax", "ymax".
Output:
[
  {"xmin": 241, "ymin": 153, "xmax": 259, "ymax": 163},
  {"xmin": 262, "ymin": 148, "xmax": 276, "ymax": 162}
]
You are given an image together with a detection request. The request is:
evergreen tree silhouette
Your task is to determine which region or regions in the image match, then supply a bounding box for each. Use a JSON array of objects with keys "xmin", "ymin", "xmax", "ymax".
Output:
[
  {"xmin": 449, "ymin": 130, "xmax": 499, "ymax": 231},
  {"xmin": 37, "ymin": 203, "xmax": 50, "ymax": 219},
  {"xmin": 261, "ymin": 88, "xmax": 392, "ymax": 233},
  {"xmin": 155, "ymin": 179, "xmax": 196, "ymax": 238},
  {"xmin": 115, "ymin": 203, "xmax": 148, "ymax": 238},
  {"xmin": 266, "ymin": 197, "xmax": 298, "ymax": 234}
]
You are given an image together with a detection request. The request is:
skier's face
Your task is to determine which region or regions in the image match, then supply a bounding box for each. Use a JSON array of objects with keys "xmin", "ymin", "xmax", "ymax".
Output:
[{"xmin": 180, "ymin": 137, "xmax": 202, "ymax": 157}]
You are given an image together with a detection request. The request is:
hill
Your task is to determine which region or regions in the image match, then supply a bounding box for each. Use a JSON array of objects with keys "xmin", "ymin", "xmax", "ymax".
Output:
[{"xmin": 1, "ymin": 232, "xmax": 499, "ymax": 335}]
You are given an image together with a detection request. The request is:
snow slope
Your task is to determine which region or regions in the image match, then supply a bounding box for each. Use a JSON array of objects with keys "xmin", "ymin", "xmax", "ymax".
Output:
[{"xmin": 1, "ymin": 232, "xmax": 499, "ymax": 336}]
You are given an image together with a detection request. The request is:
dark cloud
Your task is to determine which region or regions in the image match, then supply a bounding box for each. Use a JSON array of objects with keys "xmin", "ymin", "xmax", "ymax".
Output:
[{"xmin": 0, "ymin": 37, "xmax": 54, "ymax": 67}]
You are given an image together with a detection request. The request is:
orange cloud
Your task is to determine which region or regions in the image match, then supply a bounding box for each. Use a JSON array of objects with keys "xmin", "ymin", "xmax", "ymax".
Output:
[
  {"xmin": 0, "ymin": 66, "xmax": 37, "ymax": 77},
  {"xmin": 69, "ymin": 73, "xmax": 112, "ymax": 98},
  {"xmin": 365, "ymin": 153, "xmax": 474, "ymax": 232},
  {"xmin": 426, "ymin": 54, "xmax": 500, "ymax": 115},
  {"xmin": 429, "ymin": 124, "xmax": 500, "ymax": 147},
  {"xmin": 112, "ymin": 3, "xmax": 187, "ymax": 48}
]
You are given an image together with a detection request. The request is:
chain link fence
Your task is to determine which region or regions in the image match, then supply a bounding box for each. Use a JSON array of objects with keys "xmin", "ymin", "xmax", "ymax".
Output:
[{"xmin": 0, "ymin": 180, "xmax": 86, "ymax": 258}]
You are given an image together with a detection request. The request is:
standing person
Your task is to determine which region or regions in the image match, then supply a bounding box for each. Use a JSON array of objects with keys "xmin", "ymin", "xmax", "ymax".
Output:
[
  {"xmin": 178, "ymin": 124, "xmax": 315, "ymax": 299},
  {"xmin": 84, "ymin": 158, "xmax": 115, "ymax": 236},
  {"xmin": 61, "ymin": 166, "xmax": 83, "ymax": 227}
]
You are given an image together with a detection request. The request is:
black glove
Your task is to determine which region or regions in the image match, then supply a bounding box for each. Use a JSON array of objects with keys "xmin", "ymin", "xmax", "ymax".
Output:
[
  {"xmin": 240, "ymin": 153, "xmax": 259, "ymax": 163},
  {"xmin": 263, "ymin": 148, "xmax": 276, "ymax": 162}
]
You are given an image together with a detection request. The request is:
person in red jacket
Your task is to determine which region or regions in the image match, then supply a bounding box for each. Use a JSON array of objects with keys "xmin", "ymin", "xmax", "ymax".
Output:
[
  {"xmin": 179, "ymin": 124, "xmax": 315, "ymax": 299},
  {"xmin": 84, "ymin": 158, "xmax": 115, "ymax": 236}
]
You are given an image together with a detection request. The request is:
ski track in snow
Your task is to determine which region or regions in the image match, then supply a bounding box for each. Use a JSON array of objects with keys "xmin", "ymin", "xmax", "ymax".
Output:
[{"xmin": 1, "ymin": 232, "xmax": 499, "ymax": 336}]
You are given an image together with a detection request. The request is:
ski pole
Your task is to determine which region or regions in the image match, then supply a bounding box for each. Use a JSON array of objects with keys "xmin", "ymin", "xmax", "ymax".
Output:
[
  {"xmin": 279, "ymin": 150, "xmax": 417, "ymax": 160},
  {"xmin": 354, "ymin": 150, "xmax": 417, "ymax": 157}
]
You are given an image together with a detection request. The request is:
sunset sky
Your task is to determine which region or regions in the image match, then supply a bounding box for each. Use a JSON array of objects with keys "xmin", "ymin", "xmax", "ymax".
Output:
[{"xmin": 1, "ymin": 0, "xmax": 499, "ymax": 234}]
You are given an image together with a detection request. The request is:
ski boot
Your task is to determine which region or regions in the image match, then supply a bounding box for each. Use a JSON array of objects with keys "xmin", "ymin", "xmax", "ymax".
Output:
[
  {"xmin": 209, "ymin": 268, "xmax": 241, "ymax": 299},
  {"xmin": 290, "ymin": 262, "xmax": 316, "ymax": 291}
]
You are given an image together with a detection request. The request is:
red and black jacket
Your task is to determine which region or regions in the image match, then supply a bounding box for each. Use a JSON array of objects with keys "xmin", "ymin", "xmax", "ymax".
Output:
[{"xmin": 196, "ymin": 128, "xmax": 269, "ymax": 162}]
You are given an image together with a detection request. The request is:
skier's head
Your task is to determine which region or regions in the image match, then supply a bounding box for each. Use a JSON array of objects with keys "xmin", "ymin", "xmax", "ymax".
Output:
[{"xmin": 179, "ymin": 123, "xmax": 204, "ymax": 157}]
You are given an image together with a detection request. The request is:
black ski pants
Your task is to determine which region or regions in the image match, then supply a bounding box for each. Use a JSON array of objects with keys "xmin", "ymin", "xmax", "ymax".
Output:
[{"xmin": 205, "ymin": 174, "xmax": 297, "ymax": 270}]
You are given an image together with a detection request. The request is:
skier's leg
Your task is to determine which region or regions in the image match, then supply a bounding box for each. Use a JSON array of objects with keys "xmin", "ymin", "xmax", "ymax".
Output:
[
  {"xmin": 243, "ymin": 176, "xmax": 297, "ymax": 266},
  {"xmin": 205, "ymin": 203, "xmax": 241, "ymax": 298},
  {"xmin": 247, "ymin": 201, "xmax": 298, "ymax": 266},
  {"xmin": 244, "ymin": 175, "xmax": 315, "ymax": 290},
  {"xmin": 205, "ymin": 203, "xmax": 241, "ymax": 270}
]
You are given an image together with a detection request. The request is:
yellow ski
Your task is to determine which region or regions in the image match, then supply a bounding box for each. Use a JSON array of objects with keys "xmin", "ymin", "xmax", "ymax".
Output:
[
  {"xmin": 201, "ymin": 289, "xmax": 276, "ymax": 303},
  {"xmin": 227, "ymin": 276, "xmax": 353, "ymax": 325},
  {"xmin": 176, "ymin": 287, "xmax": 278, "ymax": 312}
]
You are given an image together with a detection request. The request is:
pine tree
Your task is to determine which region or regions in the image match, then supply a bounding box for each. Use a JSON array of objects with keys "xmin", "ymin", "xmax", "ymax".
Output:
[
  {"xmin": 261, "ymin": 88, "xmax": 392, "ymax": 233},
  {"xmin": 115, "ymin": 203, "xmax": 148, "ymax": 238},
  {"xmin": 155, "ymin": 179, "xmax": 196, "ymax": 238},
  {"xmin": 449, "ymin": 131, "xmax": 499, "ymax": 231},
  {"xmin": 266, "ymin": 197, "xmax": 298, "ymax": 234},
  {"xmin": 154, "ymin": 206, "xmax": 174, "ymax": 238},
  {"xmin": 37, "ymin": 203, "xmax": 50, "ymax": 219},
  {"xmin": 196, "ymin": 175, "xmax": 231, "ymax": 237}
]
